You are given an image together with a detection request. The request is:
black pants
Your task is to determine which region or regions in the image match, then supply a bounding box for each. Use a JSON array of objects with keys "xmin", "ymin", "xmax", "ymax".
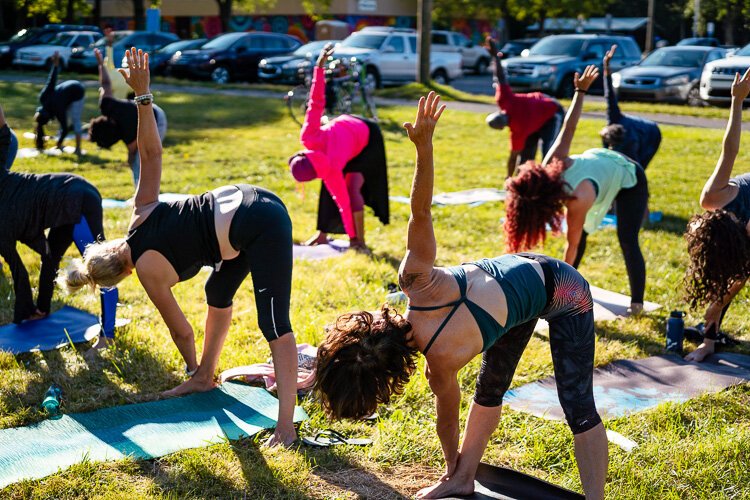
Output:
[
  {"xmin": 474, "ymin": 254, "xmax": 601, "ymax": 435},
  {"xmin": 204, "ymin": 185, "xmax": 293, "ymax": 342},
  {"xmin": 573, "ymin": 164, "xmax": 648, "ymax": 304}
]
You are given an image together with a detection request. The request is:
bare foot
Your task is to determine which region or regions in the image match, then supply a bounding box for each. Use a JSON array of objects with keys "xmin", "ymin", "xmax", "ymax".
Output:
[
  {"xmin": 302, "ymin": 232, "xmax": 329, "ymax": 246},
  {"xmin": 415, "ymin": 477, "xmax": 475, "ymax": 499},
  {"xmin": 162, "ymin": 376, "xmax": 217, "ymax": 398},
  {"xmin": 83, "ymin": 335, "xmax": 115, "ymax": 362},
  {"xmin": 684, "ymin": 342, "xmax": 714, "ymax": 362},
  {"xmin": 26, "ymin": 310, "xmax": 49, "ymax": 321}
]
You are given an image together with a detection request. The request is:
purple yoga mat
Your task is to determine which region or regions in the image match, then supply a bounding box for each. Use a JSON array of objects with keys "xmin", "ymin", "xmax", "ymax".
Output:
[{"xmin": 293, "ymin": 240, "xmax": 349, "ymax": 260}]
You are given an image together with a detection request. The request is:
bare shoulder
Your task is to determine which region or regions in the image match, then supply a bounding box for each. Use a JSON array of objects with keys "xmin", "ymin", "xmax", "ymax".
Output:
[{"xmin": 399, "ymin": 267, "xmax": 459, "ymax": 304}]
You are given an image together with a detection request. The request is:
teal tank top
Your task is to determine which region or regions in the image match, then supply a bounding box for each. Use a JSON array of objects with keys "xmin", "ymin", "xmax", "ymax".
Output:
[
  {"xmin": 563, "ymin": 148, "xmax": 637, "ymax": 234},
  {"xmin": 408, "ymin": 255, "xmax": 547, "ymax": 353}
]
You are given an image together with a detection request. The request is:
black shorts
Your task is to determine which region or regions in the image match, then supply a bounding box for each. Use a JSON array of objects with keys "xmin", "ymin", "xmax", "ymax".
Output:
[
  {"xmin": 204, "ymin": 185, "xmax": 293, "ymax": 342},
  {"xmin": 474, "ymin": 254, "xmax": 601, "ymax": 435}
]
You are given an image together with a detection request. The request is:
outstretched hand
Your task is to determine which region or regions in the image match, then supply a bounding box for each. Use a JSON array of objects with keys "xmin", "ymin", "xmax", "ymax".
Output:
[
  {"xmin": 118, "ymin": 47, "xmax": 150, "ymax": 96},
  {"xmin": 94, "ymin": 48, "xmax": 104, "ymax": 67},
  {"xmin": 316, "ymin": 42, "xmax": 335, "ymax": 68},
  {"xmin": 403, "ymin": 91, "xmax": 446, "ymax": 149},
  {"xmin": 731, "ymin": 67, "xmax": 750, "ymax": 100},
  {"xmin": 485, "ymin": 36, "xmax": 499, "ymax": 56},
  {"xmin": 603, "ymin": 44, "xmax": 617, "ymax": 70},
  {"xmin": 574, "ymin": 65, "xmax": 600, "ymax": 92},
  {"xmin": 52, "ymin": 51, "xmax": 60, "ymax": 67}
]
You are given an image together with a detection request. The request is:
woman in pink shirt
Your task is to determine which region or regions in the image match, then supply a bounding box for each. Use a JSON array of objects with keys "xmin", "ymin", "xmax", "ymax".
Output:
[{"xmin": 288, "ymin": 43, "xmax": 389, "ymax": 251}]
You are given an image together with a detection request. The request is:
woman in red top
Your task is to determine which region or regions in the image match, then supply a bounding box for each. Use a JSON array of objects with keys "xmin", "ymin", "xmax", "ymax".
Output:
[{"xmin": 288, "ymin": 44, "xmax": 389, "ymax": 252}]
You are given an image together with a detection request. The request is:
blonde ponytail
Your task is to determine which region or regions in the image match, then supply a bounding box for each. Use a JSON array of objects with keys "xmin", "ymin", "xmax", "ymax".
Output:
[{"xmin": 56, "ymin": 239, "xmax": 130, "ymax": 294}]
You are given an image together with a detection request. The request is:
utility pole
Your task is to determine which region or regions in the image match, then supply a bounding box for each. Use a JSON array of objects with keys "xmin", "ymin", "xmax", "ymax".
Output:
[
  {"xmin": 417, "ymin": 0, "xmax": 432, "ymax": 83},
  {"xmin": 645, "ymin": 0, "xmax": 654, "ymax": 53},
  {"xmin": 693, "ymin": 0, "xmax": 701, "ymax": 37}
]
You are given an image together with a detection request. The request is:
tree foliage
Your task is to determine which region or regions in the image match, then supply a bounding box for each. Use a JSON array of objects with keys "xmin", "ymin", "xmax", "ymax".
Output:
[
  {"xmin": 15, "ymin": 0, "xmax": 91, "ymax": 23},
  {"xmin": 214, "ymin": 0, "xmax": 278, "ymax": 32}
]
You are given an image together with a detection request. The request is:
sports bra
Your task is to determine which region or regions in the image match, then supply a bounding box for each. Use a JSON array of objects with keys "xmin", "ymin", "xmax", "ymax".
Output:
[{"xmin": 408, "ymin": 255, "xmax": 547, "ymax": 354}]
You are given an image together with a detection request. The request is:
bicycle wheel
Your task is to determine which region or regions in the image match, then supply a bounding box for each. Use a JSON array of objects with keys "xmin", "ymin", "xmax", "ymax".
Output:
[
  {"xmin": 333, "ymin": 82, "xmax": 353, "ymax": 116},
  {"xmin": 285, "ymin": 84, "xmax": 309, "ymax": 127}
]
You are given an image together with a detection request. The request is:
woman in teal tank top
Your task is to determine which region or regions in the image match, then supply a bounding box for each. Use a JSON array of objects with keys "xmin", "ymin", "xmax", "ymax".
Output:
[
  {"xmin": 313, "ymin": 93, "xmax": 607, "ymax": 499},
  {"xmin": 504, "ymin": 65, "xmax": 649, "ymax": 314}
]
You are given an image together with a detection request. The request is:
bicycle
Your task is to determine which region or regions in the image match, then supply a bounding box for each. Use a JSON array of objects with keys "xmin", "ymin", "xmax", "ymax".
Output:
[{"xmin": 285, "ymin": 55, "xmax": 377, "ymax": 127}]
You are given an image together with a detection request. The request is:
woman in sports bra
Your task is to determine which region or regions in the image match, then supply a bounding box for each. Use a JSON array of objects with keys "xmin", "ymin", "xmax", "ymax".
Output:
[
  {"xmin": 504, "ymin": 65, "xmax": 649, "ymax": 315},
  {"xmin": 684, "ymin": 69, "xmax": 750, "ymax": 363},
  {"xmin": 313, "ymin": 93, "xmax": 607, "ymax": 499},
  {"xmin": 59, "ymin": 48, "xmax": 299, "ymax": 447}
]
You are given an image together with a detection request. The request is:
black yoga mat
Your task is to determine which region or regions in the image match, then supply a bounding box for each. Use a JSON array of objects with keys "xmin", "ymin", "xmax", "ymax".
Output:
[{"xmin": 444, "ymin": 462, "xmax": 583, "ymax": 499}]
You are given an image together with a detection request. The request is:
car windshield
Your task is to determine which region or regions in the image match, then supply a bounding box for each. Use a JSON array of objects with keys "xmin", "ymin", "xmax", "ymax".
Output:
[
  {"xmin": 48, "ymin": 33, "xmax": 75, "ymax": 46},
  {"xmin": 678, "ymin": 38, "xmax": 711, "ymax": 46},
  {"xmin": 340, "ymin": 34, "xmax": 386, "ymax": 50},
  {"xmin": 157, "ymin": 40, "xmax": 199, "ymax": 53},
  {"xmin": 293, "ymin": 40, "xmax": 331, "ymax": 55},
  {"xmin": 640, "ymin": 49, "xmax": 706, "ymax": 67},
  {"xmin": 91, "ymin": 33, "xmax": 128, "ymax": 48},
  {"xmin": 202, "ymin": 33, "xmax": 245, "ymax": 51},
  {"xmin": 8, "ymin": 28, "xmax": 41, "ymax": 43},
  {"xmin": 734, "ymin": 44, "xmax": 750, "ymax": 56},
  {"xmin": 528, "ymin": 37, "xmax": 584, "ymax": 56}
]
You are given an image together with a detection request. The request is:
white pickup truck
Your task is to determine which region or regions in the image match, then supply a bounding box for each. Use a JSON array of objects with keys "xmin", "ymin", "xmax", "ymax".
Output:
[{"xmin": 334, "ymin": 27, "xmax": 463, "ymax": 88}]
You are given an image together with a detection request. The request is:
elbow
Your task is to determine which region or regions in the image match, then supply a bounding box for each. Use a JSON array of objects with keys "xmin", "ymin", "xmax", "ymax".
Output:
[{"xmin": 139, "ymin": 144, "xmax": 163, "ymax": 162}]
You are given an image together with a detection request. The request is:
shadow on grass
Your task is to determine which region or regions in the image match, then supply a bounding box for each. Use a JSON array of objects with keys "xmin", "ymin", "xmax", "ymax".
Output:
[{"xmin": 646, "ymin": 213, "xmax": 690, "ymax": 237}]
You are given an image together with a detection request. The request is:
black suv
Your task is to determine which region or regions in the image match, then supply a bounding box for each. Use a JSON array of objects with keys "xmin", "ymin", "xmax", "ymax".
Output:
[
  {"xmin": 0, "ymin": 24, "xmax": 101, "ymax": 67},
  {"xmin": 169, "ymin": 32, "xmax": 301, "ymax": 84}
]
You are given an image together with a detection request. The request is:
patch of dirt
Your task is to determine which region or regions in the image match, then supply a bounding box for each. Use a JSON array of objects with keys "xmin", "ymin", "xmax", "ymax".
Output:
[{"xmin": 307, "ymin": 463, "xmax": 442, "ymax": 499}]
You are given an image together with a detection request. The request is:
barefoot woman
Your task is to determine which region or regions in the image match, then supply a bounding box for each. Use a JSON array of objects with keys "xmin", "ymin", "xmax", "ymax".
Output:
[
  {"xmin": 60, "ymin": 48, "xmax": 299, "ymax": 445},
  {"xmin": 314, "ymin": 93, "xmax": 607, "ymax": 499}
]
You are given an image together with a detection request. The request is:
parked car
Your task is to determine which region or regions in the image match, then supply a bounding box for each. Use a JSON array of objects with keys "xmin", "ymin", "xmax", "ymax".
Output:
[
  {"xmin": 503, "ymin": 34, "xmax": 641, "ymax": 97},
  {"xmin": 431, "ymin": 30, "xmax": 491, "ymax": 74},
  {"xmin": 700, "ymin": 42, "xmax": 750, "ymax": 105},
  {"xmin": 498, "ymin": 38, "xmax": 539, "ymax": 59},
  {"xmin": 0, "ymin": 24, "xmax": 101, "ymax": 67},
  {"xmin": 68, "ymin": 31, "xmax": 179, "ymax": 72},
  {"xmin": 258, "ymin": 40, "xmax": 339, "ymax": 84},
  {"xmin": 169, "ymin": 32, "xmax": 302, "ymax": 84},
  {"xmin": 678, "ymin": 37, "xmax": 721, "ymax": 47},
  {"xmin": 146, "ymin": 38, "xmax": 206, "ymax": 75},
  {"xmin": 335, "ymin": 27, "xmax": 462, "ymax": 88},
  {"xmin": 612, "ymin": 46, "xmax": 726, "ymax": 105},
  {"xmin": 13, "ymin": 31, "xmax": 101, "ymax": 70}
]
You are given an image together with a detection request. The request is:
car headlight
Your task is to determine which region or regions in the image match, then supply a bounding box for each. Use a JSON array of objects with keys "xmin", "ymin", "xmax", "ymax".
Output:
[
  {"xmin": 611, "ymin": 72, "xmax": 622, "ymax": 88},
  {"xmin": 0, "ymin": 46, "xmax": 10, "ymax": 54},
  {"xmin": 536, "ymin": 65, "xmax": 556, "ymax": 76},
  {"xmin": 664, "ymin": 74, "xmax": 690, "ymax": 86}
]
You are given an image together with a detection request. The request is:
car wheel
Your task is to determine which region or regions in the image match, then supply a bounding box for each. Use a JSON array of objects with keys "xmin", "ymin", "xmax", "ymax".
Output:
[
  {"xmin": 432, "ymin": 69, "xmax": 449, "ymax": 86},
  {"xmin": 686, "ymin": 85, "xmax": 704, "ymax": 107},
  {"xmin": 474, "ymin": 58, "xmax": 489, "ymax": 75},
  {"xmin": 556, "ymin": 74, "xmax": 575, "ymax": 99},
  {"xmin": 365, "ymin": 66, "xmax": 381, "ymax": 89},
  {"xmin": 211, "ymin": 66, "xmax": 230, "ymax": 84}
]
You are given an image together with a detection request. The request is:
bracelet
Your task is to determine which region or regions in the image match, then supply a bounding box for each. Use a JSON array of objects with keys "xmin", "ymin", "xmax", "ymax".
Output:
[
  {"xmin": 134, "ymin": 93, "xmax": 153, "ymax": 105},
  {"xmin": 574, "ymin": 88, "xmax": 587, "ymax": 94}
]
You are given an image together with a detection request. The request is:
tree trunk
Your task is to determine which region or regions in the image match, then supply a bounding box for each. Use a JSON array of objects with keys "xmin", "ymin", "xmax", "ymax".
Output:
[
  {"xmin": 65, "ymin": 0, "xmax": 74, "ymax": 23},
  {"xmin": 216, "ymin": 0, "xmax": 233, "ymax": 32},
  {"xmin": 538, "ymin": 11, "xmax": 546, "ymax": 37},
  {"xmin": 133, "ymin": 0, "xmax": 145, "ymax": 30},
  {"xmin": 417, "ymin": 0, "xmax": 432, "ymax": 83},
  {"xmin": 93, "ymin": 0, "xmax": 101, "ymax": 27},
  {"xmin": 723, "ymin": 5, "xmax": 736, "ymax": 46}
]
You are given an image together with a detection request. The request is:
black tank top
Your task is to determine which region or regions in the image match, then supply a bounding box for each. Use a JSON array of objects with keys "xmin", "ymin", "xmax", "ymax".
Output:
[{"xmin": 126, "ymin": 192, "xmax": 222, "ymax": 282}]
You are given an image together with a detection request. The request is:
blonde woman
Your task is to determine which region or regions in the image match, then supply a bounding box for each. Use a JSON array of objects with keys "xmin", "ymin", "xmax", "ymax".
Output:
[{"xmin": 61, "ymin": 48, "xmax": 299, "ymax": 446}]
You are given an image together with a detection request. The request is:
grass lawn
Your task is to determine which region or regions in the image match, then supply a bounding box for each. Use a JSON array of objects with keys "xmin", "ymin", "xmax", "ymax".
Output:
[{"xmin": 1, "ymin": 79, "xmax": 749, "ymax": 499}]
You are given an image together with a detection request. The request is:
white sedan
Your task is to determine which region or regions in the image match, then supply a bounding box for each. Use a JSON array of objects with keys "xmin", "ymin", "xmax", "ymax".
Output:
[{"xmin": 14, "ymin": 31, "xmax": 101, "ymax": 69}]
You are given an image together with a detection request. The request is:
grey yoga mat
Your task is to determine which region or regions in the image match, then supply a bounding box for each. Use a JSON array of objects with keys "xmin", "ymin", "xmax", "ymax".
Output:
[
  {"xmin": 0, "ymin": 382, "xmax": 307, "ymax": 488},
  {"xmin": 505, "ymin": 353, "xmax": 750, "ymax": 420}
]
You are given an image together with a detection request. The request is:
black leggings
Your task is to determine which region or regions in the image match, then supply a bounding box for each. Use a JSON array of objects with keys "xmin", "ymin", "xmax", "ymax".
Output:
[
  {"xmin": 474, "ymin": 255, "xmax": 601, "ymax": 435},
  {"xmin": 573, "ymin": 164, "xmax": 648, "ymax": 304},
  {"xmin": 204, "ymin": 185, "xmax": 293, "ymax": 342},
  {"xmin": 37, "ymin": 189, "xmax": 104, "ymax": 314}
]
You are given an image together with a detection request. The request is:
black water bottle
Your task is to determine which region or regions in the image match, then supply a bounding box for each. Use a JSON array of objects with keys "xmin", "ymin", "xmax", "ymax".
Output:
[{"xmin": 666, "ymin": 310, "xmax": 685, "ymax": 354}]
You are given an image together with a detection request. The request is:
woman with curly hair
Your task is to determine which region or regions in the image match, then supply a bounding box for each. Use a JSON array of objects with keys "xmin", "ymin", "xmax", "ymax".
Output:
[
  {"xmin": 314, "ymin": 92, "xmax": 607, "ymax": 499},
  {"xmin": 505, "ymin": 65, "xmax": 649, "ymax": 315},
  {"xmin": 684, "ymin": 69, "xmax": 750, "ymax": 362}
]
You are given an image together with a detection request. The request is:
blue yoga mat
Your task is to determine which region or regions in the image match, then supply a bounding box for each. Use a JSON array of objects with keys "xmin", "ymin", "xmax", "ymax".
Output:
[
  {"xmin": 0, "ymin": 382, "xmax": 307, "ymax": 488},
  {"xmin": 0, "ymin": 306, "xmax": 100, "ymax": 354}
]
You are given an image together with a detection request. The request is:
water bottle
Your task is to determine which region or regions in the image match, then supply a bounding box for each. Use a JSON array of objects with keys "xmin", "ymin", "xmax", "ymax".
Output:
[
  {"xmin": 666, "ymin": 310, "xmax": 685, "ymax": 354},
  {"xmin": 42, "ymin": 384, "xmax": 63, "ymax": 418}
]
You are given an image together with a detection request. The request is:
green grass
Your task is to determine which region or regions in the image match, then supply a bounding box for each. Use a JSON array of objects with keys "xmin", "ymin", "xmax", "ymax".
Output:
[{"xmin": 1, "ymin": 79, "xmax": 749, "ymax": 499}]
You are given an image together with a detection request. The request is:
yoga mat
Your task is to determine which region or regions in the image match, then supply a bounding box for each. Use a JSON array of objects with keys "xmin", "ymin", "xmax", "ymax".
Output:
[
  {"xmin": 293, "ymin": 240, "xmax": 349, "ymax": 260},
  {"xmin": 0, "ymin": 306, "xmax": 100, "ymax": 354},
  {"xmin": 445, "ymin": 462, "xmax": 583, "ymax": 499},
  {"xmin": 0, "ymin": 382, "xmax": 307, "ymax": 488},
  {"xmin": 16, "ymin": 147, "xmax": 82, "ymax": 158},
  {"xmin": 102, "ymin": 198, "xmax": 129, "ymax": 209},
  {"xmin": 21, "ymin": 132, "xmax": 74, "ymax": 141},
  {"xmin": 600, "ymin": 211, "xmax": 663, "ymax": 228},
  {"xmin": 504, "ymin": 353, "xmax": 750, "ymax": 420},
  {"xmin": 390, "ymin": 188, "xmax": 507, "ymax": 207}
]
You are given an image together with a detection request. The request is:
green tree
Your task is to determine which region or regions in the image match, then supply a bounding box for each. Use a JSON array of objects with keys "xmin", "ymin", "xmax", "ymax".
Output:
[
  {"xmin": 15, "ymin": 0, "xmax": 90, "ymax": 24},
  {"xmin": 214, "ymin": 0, "xmax": 278, "ymax": 32},
  {"xmin": 507, "ymin": 0, "xmax": 610, "ymax": 36},
  {"xmin": 699, "ymin": 0, "xmax": 750, "ymax": 44}
]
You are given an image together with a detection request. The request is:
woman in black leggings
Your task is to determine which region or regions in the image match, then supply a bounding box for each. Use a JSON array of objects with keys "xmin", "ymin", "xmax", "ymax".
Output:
[
  {"xmin": 59, "ymin": 48, "xmax": 298, "ymax": 446},
  {"xmin": 505, "ymin": 65, "xmax": 648, "ymax": 314}
]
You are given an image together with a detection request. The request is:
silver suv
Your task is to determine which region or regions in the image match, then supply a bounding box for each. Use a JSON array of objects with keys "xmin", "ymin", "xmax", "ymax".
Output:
[
  {"xmin": 335, "ymin": 27, "xmax": 463, "ymax": 88},
  {"xmin": 432, "ymin": 30, "xmax": 491, "ymax": 74}
]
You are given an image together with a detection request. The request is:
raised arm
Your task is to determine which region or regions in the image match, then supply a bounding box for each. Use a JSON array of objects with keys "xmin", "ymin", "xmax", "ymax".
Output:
[
  {"xmin": 118, "ymin": 47, "xmax": 161, "ymax": 206},
  {"xmin": 399, "ymin": 92, "xmax": 446, "ymax": 280},
  {"xmin": 543, "ymin": 65, "xmax": 599, "ymax": 165},
  {"xmin": 603, "ymin": 45, "xmax": 623, "ymax": 124},
  {"xmin": 300, "ymin": 43, "xmax": 335, "ymax": 150},
  {"xmin": 486, "ymin": 37, "xmax": 507, "ymax": 86},
  {"xmin": 700, "ymin": 69, "xmax": 750, "ymax": 210},
  {"xmin": 39, "ymin": 54, "xmax": 59, "ymax": 105},
  {"xmin": 95, "ymin": 48, "xmax": 114, "ymax": 99}
]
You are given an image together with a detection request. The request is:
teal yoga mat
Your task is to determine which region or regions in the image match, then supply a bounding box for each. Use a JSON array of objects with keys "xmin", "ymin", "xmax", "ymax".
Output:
[{"xmin": 0, "ymin": 382, "xmax": 307, "ymax": 488}]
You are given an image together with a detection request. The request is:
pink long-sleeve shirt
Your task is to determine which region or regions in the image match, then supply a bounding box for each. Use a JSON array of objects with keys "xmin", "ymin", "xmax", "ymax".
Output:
[{"xmin": 299, "ymin": 66, "xmax": 370, "ymax": 238}]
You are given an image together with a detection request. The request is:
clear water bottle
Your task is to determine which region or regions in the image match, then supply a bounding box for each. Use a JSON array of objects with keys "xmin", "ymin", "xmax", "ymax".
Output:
[
  {"xmin": 42, "ymin": 384, "xmax": 63, "ymax": 418},
  {"xmin": 666, "ymin": 311, "xmax": 685, "ymax": 354}
]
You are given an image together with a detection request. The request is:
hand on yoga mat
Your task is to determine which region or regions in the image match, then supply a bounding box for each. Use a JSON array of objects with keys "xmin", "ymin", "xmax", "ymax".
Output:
[
  {"xmin": 118, "ymin": 47, "xmax": 150, "ymax": 96},
  {"xmin": 404, "ymin": 91, "xmax": 446, "ymax": 148}
]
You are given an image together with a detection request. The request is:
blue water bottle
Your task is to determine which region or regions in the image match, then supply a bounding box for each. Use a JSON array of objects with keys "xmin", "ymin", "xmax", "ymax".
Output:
[
  {"xmin": 666, "ymin": 310, "xmax": 685, "ymax": 354},
  {"xmin": 42, "ymin": 384, "xmax": 63, "ymax": 419}
]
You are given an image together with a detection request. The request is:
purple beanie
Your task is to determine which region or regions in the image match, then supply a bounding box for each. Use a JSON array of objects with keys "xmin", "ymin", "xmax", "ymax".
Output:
[{"xmin": 289, "ymin": 153, "xmax": 318, "ymax": 182}]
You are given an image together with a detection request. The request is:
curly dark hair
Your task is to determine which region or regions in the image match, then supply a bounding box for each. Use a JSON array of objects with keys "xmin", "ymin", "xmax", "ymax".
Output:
[
  {"xmin": 684, "ymin": 209, "xmax": 750, "ymax": 309},
  {"xmin": 88, "ymin": 116, "xmax": 121, "ymax": 149},
  {"xmin": 314, "ymin": 304, "xmax": 418, "ymax": 420},
  {"xmin": 504, "ymin": 160, "xmax": 573, "ymax": 252},
  {"xmin": 600, "ymin": 124, "xmax": 626, "ymax": 148}
]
